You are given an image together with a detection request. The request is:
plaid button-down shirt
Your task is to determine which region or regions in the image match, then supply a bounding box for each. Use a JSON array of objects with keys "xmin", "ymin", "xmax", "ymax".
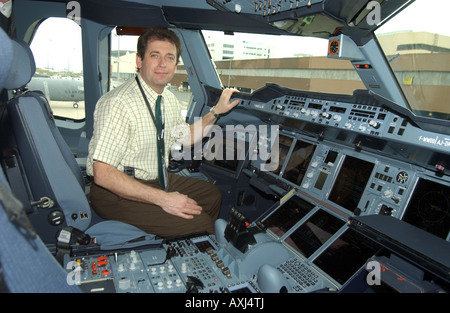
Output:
[{"xmin": 87, "ymin": 74, "xmax": 189, "ymax": 180}]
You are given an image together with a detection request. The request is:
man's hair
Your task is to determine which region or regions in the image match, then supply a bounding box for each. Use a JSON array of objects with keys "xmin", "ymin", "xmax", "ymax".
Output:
[{"xmin": 137, "ymin": 27, "xmax": 181, "ymax": 65}]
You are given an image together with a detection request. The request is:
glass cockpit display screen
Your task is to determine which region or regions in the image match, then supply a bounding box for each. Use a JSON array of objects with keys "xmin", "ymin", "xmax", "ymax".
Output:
[
  {"xmin": 328, "ymin": 155, "xmax": 374, "ymax": 213},
  {"xmin": 263, "ymin": 135, "xmax": 293, "ymax": 174},
  {"xmin": 205, "ymin": 137, "xmax": 240, "ymax": 173},
  {"xmin": 263, "ymin": 195, "xmax": 315, "ymax": 238},
  {"xmin": 204, "ymin": 130, "xmax": 254, "ymax": 174},
  {"xmin": 313, "ymin": 229, "xmax": 381, "ymax": 285},
  {"xmin": 282, "ymin": 140, "xmax": 316, "ymax": 185},
  {"xmin": 284, "ymin": 210, "xmax": 345, "ymax": 258},
  {"xmin": 403, "ymin": 178, "xmax": 450, "ymax": 240}
]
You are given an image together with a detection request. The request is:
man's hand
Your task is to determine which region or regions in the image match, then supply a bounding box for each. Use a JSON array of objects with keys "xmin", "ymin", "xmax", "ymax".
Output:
[
  {"xmin": 214, "ymin": 88, "xmax": 240, "ymax": 115},
  {"xmin": 93, "ymin": 161, "xmax": 202, "ymax": 220},
  {"xmin": 158, "ymin": 191, "xmax": 202, "ymax": 219},
  {"xmin": 187, "ymin": 87, "xmax": 240, "ymax": 146}
]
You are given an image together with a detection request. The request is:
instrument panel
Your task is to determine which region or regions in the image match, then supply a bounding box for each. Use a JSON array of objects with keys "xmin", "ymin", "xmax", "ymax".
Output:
[
  {"xmin": 66, "ymin": 84, "xmax": 450, "ymax": 293},
  {"xmin": 208, "ymin": 0, "xmax": 324, "ymax": 16},
  {"xmin": 222, "ymin": 83, "xmax": 450, "ymax": 240},
  {"xmin": 65, "ymin": 199, "xmax": 449, "ymax": 294},
  {"xmin": 66, "ymin": 212, "xmax": 383, "ymax": 293},
  {"xmin": 237, "ymin": 84, "xmax": 450, "ymax": 157}
]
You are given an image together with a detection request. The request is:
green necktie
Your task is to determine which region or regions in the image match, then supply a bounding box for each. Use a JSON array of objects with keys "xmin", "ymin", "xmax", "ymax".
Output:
[{"xmin": 155, "ymin": 95, "xmax": 165, "ymax": 188}]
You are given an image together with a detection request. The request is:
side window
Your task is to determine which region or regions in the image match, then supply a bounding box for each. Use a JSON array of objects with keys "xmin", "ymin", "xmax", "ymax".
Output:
[{"xmin": 29, "ymin": 18, "xmax": 84, "ymax": 120}]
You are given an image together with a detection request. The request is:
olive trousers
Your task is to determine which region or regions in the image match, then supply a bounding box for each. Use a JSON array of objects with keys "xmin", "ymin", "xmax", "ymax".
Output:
[{"xmin": 89, "ymin": 173, "xmax": 221, "ymax": 238}]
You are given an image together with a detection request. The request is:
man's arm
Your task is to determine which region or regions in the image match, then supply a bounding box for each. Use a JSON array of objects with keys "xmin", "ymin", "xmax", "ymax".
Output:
[
  {"xmin": 92, "ymin": 161, "xmax": 202, "ymax": 220},
  {"xmin": 91, "ymin": 89, "xmax": 238, "ymax": 219},
  {"xmin": 188, "ymin": 88, "xmax": 240, "ymax": 145}
]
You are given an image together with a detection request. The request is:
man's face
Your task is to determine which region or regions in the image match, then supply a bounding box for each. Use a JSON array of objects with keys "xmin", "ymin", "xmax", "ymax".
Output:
[{"xmin": 136, "ymin": 39, "xmax": 177, "ymax": 94}]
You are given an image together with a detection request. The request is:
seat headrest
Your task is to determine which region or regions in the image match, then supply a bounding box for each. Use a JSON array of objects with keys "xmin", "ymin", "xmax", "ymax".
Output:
[
  {"xmin": 0, "ymin": 27, "xmax": 13, "ymax": 90},
  {"xmin": 0, "ymin": 28, "xmax": 36, "ymax": 91}
]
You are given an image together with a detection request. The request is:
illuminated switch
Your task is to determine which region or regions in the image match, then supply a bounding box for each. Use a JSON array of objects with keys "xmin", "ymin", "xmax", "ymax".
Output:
[
  {"xmin": 97, "ymin": 260, "xmax": 108, "ymax": 267},
  {"xmin": 97, "ymin": 256, "xmax": 107, "ymax": 262}
]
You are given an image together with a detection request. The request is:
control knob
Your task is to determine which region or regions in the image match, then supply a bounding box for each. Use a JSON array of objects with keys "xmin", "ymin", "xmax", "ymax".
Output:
[
  {"xmin": 118, "ymin": 278, "xmax": 131, "ymax": 290},
  {"xmin": 301, "ymin": 108, "xmax": 310, "ymax": 116},
  {"xmin": 369, "ymin": 120, "xmax": 380, "ymax": 129}
]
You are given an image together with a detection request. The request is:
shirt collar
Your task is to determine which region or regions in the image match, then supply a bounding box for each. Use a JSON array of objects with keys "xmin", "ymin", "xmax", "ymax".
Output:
[
  {"xmin": 0, "ymin": 1, "xmax": 12, "ymax": 19},
  {"xmin": 136, "ymin": 73, "xmax": 168, "ymax": 105}
]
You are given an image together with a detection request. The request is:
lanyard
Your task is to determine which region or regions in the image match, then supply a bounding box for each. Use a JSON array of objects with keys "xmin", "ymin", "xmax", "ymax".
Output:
[
  {"xmin": 135, "ymin": 76, "xmax": 165, "ymax": 137},
  {"xmin": 135, "ymin": 76, "xmax": 168, "ymax": 191}
]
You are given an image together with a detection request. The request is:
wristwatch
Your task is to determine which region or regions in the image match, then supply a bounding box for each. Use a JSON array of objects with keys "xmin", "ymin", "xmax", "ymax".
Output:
[{"xmin": 210, "ymin": 106, "xmax": 220, "ymax": 118}]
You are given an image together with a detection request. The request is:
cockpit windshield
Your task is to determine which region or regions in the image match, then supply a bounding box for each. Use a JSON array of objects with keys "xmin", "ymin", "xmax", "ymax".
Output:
[
  {"xmin": 376, "ymin": 0, "xmax": 450, "ymax": 121},
  {"xmin": 202, "ymin": 30, "xmax": 366, "ymax": 95}
]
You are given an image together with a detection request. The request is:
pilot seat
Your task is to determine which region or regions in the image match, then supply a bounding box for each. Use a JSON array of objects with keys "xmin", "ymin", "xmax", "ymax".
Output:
[{"xmin": 0, "ymin": 32, "xmax": 161, "ymax": 256}]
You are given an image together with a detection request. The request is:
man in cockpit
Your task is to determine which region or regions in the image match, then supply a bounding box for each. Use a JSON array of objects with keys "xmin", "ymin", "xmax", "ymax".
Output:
[{"xmin": 87, "ymin": 27, "xmax": 239, "ymax": 238}]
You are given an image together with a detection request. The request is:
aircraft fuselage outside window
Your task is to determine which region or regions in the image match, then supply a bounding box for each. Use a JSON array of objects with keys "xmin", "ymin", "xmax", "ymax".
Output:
[{"xmin": 29, "ymin": 17, "xmax": 84, "ymax": 120}]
